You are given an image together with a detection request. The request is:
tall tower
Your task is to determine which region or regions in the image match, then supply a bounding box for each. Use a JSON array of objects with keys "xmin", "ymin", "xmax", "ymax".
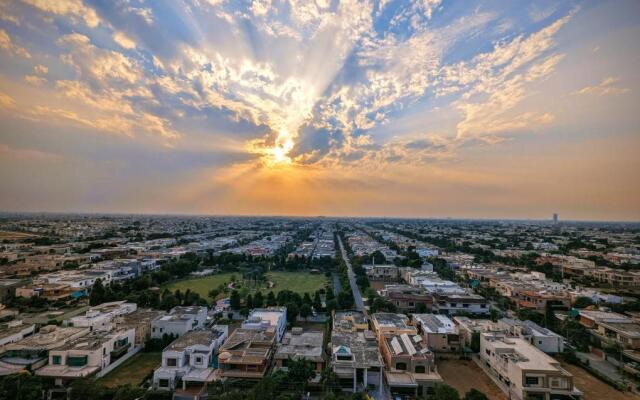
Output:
[{"xmin": 553, "ymin": 213, "xmax": 558, "ymax": 224}]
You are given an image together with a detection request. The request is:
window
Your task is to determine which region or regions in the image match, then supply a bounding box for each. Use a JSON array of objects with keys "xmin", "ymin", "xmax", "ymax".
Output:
[
  {"xmin": 525, "ymin": 376, "xmax": 540, "ymax": 386},
  {"xmin": 167, "ymin": 358, "xmax": 177, "ymax": 367},
  {"xmin": 396, "ymin": 362, "xmax": 407, "ymax": 370},
  {"xmin": 158, "ymin": 379, "xmax": 169, "ymax": 388},
  {"xmin": 52, "ymin": 355, "xmax": 61, "ymax": 365},
  {"xmin": 196, "ymin": 356, "xmax": 202, "ymax": 364},
  {"xmin": 415, "ymin": 365, "xmax": 426, "ymax": 373}
]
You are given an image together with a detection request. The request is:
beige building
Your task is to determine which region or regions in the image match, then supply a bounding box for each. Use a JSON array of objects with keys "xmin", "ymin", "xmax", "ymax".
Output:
[
  {"xmin": 413, "ymin": 314, "xmax": 461, "ymax": 353},
  {"xmin": 480, "ymin": 333, "xmax": 581, "ymax": 400}
]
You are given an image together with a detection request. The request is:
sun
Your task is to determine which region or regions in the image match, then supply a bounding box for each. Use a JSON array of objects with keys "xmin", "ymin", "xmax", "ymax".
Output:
[{"xmin": 268, "ymin": 128, "xmax": 295, "ymax": 165}]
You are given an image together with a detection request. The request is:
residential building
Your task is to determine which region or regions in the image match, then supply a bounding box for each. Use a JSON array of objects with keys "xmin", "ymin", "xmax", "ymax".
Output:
[
  {"xmin": 66, "ymin": 301, "xmax": 137, "ymax": 331},
  {"xmin": 370, "ymin": 313, "xmax": 417, "ymax": 338},
  {"xmin": 453, "ymin": 317, "xmax": 499, "ymax": 348},
  {"xmin": 216, "ymin": 327, "xmax": 276, "ymax": 380},
  {"xmin": 0, "ymin": 320, "xmax": 35, "ymax": 351},
  {"xmin": 413, "ymin": 314, "xmax": 460, "ymax": 353},
  {"xmin": 432, "ymin": 292, "xmax": 488, "ymax": 315},
  {"xmin": 333, "ymin": 310, "xmax": 369, "ymax": 333},
  {"xmin": 274, "ymin": 327, "xmax": 325, "ymax": 380},
  {"xmin": 151, "ymin": 306, "xmax": 208, "ymax": 338},
  {"xmin": 36, "ymin": 328, "xmax": 136, "ymax": 382},
  {"xmin": 379, "ymin": 332, "xmax": 442, "ymax": 398},
  {"xmin": 378, "ymin": 284, "xmax": 433, "ymax": 313},
  {"xmin": 498, "ymin": 319, "xmax": 564, "ymax": 354},
  {"xmin": 331, "ymin": 329, "xmax": 384, "ymax": 392},
  {"xmin": 364, "ymin": 264, "xmax": 399, "ymax": 281},
  {"xmin": 0, "ymin": 326, "xmax": 89, "ymax": 375},
  {"xmin": 115, "ymin": 308, "xmax": 165, "ymax": 347},
  {"xmin": 480, "ymin": 333, "xmax": 581, "ymax": 400},
  {"xmin": 153, "ymin": 326, "xmax": 229, "ymax": 399},
  {"xmin": 241, "ymin": 307, "xmax": 287, "ymax": 342}
]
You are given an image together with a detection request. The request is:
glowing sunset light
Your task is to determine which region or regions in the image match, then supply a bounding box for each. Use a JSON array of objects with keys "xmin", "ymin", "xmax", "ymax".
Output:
[{"xmin": 0, "ymin": 0, "xmax": 638, "ymax": 220}]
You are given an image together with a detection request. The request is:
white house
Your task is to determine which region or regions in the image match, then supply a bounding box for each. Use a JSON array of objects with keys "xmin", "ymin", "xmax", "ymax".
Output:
[
  {"xmin": 153, "ymin": 326, "xmax": 228, "ymax": 398},
  {"xmin": 241, "ymin": 307, "xmax": 287, "ymax": 342},
  {"xmin": 151, "ymin": 306, "xmax": 208, "ymax": 339}
]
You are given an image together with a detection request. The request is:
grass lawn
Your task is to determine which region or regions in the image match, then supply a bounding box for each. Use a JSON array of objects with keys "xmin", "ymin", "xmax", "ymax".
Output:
[
  {"xmin": 163, "ymin": 271, "xmax": 328, "ymax": 300},
  {"xmin": 99, "ymin": 352, "xmax": 161, "ymax": 388},
  {"xmin": 163, "ymin": 272, "xmax": 238, "ymax": 299}
]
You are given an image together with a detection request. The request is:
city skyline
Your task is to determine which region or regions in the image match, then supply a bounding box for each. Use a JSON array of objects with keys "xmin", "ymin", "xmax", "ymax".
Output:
[{"xmin": 1, "ymin": 0, "xmax": 639, "ymax": 221}]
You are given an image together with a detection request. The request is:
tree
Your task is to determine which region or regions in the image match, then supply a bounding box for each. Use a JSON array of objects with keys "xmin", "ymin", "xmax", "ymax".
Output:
[
  {"xmin": 208, "ymin": 288, "xmax": 220, "ymax": 301},
  {"xmin": 433, "ymin": 383, "xmax": 460, "ymax": 400},
  {"xmin": 90, "ymin": 278, "xmax": 106, "ymax": 306},
  {"xmin": 0, "ymin": 374, "xmax": 44, "ymax": 400},
  {"xmin": 114, "ymin": 385, "xmax": 146, "ymax": 400},
  {"xmin": 70, "ymin": 378, "xmax": 106, "ymax": 400},
  {"xmin": 313, "ymin": 291, "xmax": 322, "ymax": 311},
  {"xmin": 463, "ymin": 389, "xmax": 488, "ymax": 400},
  {"xmin": 287, "ymin": 358, "xmax": 315, "ymax": 388},
  {"xmin": 230, "ymin": 290, "xmax": 241, "ymax": 309},
  {"xmin": 254, "ymin": 291, "xmax": 264, "ymax": 308},
  {"xmin": 246, "ymin": 294, "xmax": 254, "ymax": 309},
  {"xmin": 287, "ymin": 303, "xmax": 299, "ymax": 324},
  {"xmin": 573, "ymin": 296, "xmax": 594, "ymax": 309},
  {"xmin": 266, "ymin": 291, "xmax": 277, "ymax": 306},
  {"xmin": 299, "ymin": 304, "xmax": 312, "ymax": 320}
]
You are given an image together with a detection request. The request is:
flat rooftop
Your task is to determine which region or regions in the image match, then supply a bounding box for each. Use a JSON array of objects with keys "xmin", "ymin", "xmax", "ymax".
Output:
[
  {"xmin": 372, "ymin": 313, "xmax": 410, "ymax": 329},
  {"xmin": 414, "ymin": 314, "xmax": 456, "ymax": 334},
  {"xmin": 482, "ymin": 334, "xmax": 565, "ymax": 373},
  {"xmin": 275, "ymin": 329, "xmax": 324, "ymax": 362},
  {"xmin": 166, "ymin": 329, "xmax": 223, "ymax": 351}
]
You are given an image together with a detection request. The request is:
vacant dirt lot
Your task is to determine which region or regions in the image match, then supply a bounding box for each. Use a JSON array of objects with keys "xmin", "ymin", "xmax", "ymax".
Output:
[
  {"xmin": 437, "ymin": 359, "xmax": 507, "ymax": 400},
  {"xmin": 561, "ymin": 362, "xmax": 640, "ymax": 400}
]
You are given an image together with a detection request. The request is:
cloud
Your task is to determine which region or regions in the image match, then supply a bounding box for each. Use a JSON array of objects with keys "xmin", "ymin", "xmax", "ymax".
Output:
[
  {"xmin": 573, "ymin": 76, "xmax": 630, "ymax": 96},
  {"xmin": 57, "ymin": 33, "xmax": 140, "ymax": 84},
  {"xmin": 22, "ymin": 0, "xmax": 101, "ymax": 27},
  {"xmin": 24, "ymin": 75, "xmax": 46, "ymax": 86},
  {"xmin": 34, "ymin": 64, "xmax": 48, "ymax": 74},
  {"xmin": 0, "ymin": 28, "xmax": 31, "ymax": 58},
  {"xmin": 112, "ymin": 31, "xmax": 136, "ymax": 49},
  {"xmin": 0, "ymin": 143, "xmax": 62, "ymax": 161}
]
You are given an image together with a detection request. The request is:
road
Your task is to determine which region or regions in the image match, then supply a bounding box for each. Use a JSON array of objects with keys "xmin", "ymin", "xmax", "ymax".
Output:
[
  {"xmin": 337, "ymin": 234, "xmax": 366, "ymax": 315},
  {"xmin": 332, "ymin": 272, "xmax": 342, "ymax": 294}
]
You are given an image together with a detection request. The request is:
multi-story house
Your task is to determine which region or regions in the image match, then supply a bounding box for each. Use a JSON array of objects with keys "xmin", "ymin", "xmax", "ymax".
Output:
[
  {"xmin": 216, "ymin": 327, "xmax": 276, "ymax": 380},
  {"xmin": 241, "ymin": 307, "xmax": 287, "ymax": 342},
  {"xmin": 379, "ymin": 332, "xmax": 442, "ymax": 398},
  {"xmin": 274, "ymin": 328, "xmax": 325, "ymax": 380},
  {"xmin": 0, "ymin": 326, "xmax": 89, "ymax": 375},
  {"xmin": 370, "ymin": 313, "xmax": 417, "ymax": 338},
  {"xmin": 153, "ymin": 326, "xmax": 228, "ymax": 399},
  {"xmin": 0, "ymin": 320, "xmax": 35, "ymax": 351},
  {"xmin": 66, "ymin": 301, "xmax": 137, "ymax": 331},
  {"xmin": 413, "ymin": 314, "xmax": 461, "ymax": 353},
  {"xmin": 151, "ymin": 306, "xmax": 208, "ymax": 339},
  {"xmin": 431, "ymin": 292, "xmax": 488, "ymax": 315},
  {"xmin": 364, "ymin": 264, "xmax": 399, "ymax": 281},
  {"xmin": 35, "ymin": 328, "xmax": 136, "ymax": 383},
  {"xmin": 378, "ymin": 284, "xmax": 433, "ymax": 313},
  {"xmin": 333, "ymin": 310, "xmax": 369, "ymax": 333},
  {"xmin": 331, "ymin": 329, "xmax": 384, "ymax": 393},
  {"xmin": 480, "ymin": 333, "xmax": 581, "ymax": 400},
  {"xmin": 498, "ymin": 319, "xmax": 564, "ymax": 354}
]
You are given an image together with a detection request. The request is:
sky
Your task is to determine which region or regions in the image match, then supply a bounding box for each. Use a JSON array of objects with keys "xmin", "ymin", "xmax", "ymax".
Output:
[{"xmin": 0, "ymin": 0, "xmax": 639, "ymax": 221}]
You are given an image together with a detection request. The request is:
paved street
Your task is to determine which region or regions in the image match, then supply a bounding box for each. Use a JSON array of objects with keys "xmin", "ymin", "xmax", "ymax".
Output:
[{"xmin": 337, "ymin": 234, "xmax": 365, "ymax": 314}]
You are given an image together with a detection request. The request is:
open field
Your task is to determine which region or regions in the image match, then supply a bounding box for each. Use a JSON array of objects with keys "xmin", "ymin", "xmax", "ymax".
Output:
[
  {"xmin": 99, "ymin": 352, "xmax": 161, "ymax": 388},
  {"xmin": 164, "ymin": 271, "xmax": 328, "ymax": 300},
  {"xmin": 0, "ymin": 231, "xmax": 38, "ymax": 240},
  {"xmin": 561, "ymin": 362, "xmax": 640, "ymax": 400},
  {"xmin": 437, "ymin": 359, "xmax": 507, "ymax": 400}
]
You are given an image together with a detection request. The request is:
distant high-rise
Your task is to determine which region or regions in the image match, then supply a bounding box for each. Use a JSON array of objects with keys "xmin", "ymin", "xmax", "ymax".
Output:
[{"xmin": 553, "ymin": 213, "xmax": 558, "ymax": 224}]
